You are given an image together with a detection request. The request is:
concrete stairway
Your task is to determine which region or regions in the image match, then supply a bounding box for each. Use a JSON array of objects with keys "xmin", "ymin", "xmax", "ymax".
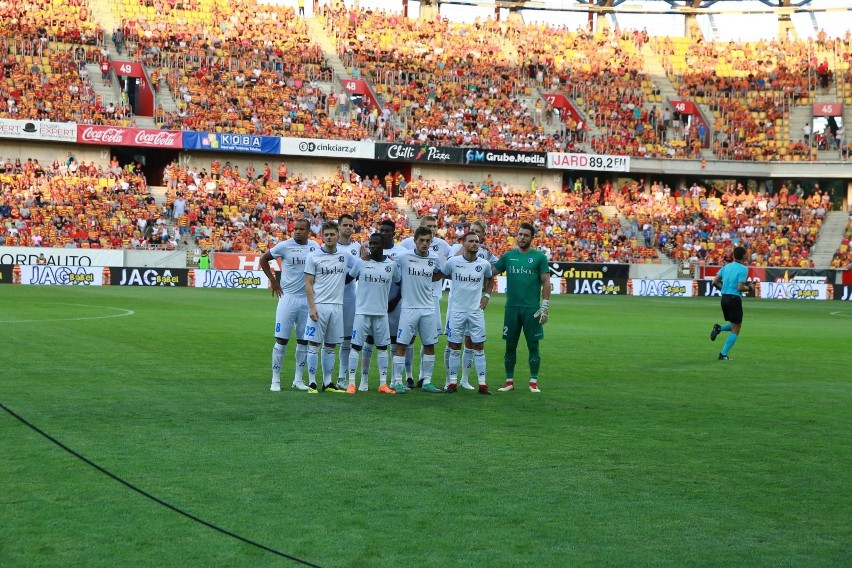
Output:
[
  {"xmin": 84, "ymin": 63, "xmax": 119, "ymax": 107},
  {"xmin": 789, "ymin": 104, "xmax": 811, "ymax": 145},
  {"xmin": 641, "ymin": 43, "xmax": 677, "ymax": 103},
  {"xmin": 149, "ymin": 73, "xmax": 180, "ymax": 125},
  {"xmin": 393, "ymin": 197, "xmax": 419, "ymax": 229},
  {"xmin": 305, "ymin": 17, "xmax": 348, "ymax": 84},
  {"xmin": 530, "ymin": 86, "xmax": 569, "ymax": 137},
  {"xmin": 88, "ymin": 0, "xmax": 118, "ymax": 44},
  {"xmin": 641, "ymin": 43, "xmax": 712, "ymax": 146},
  {"xmin": 810, "ymin": 211, "xmax": 850, "ymax": 268}
]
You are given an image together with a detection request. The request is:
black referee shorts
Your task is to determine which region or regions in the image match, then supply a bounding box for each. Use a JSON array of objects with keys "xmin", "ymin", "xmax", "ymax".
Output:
[{"xmin": 721, "ymin": 294, "xmax": 744, "ymax": 325}]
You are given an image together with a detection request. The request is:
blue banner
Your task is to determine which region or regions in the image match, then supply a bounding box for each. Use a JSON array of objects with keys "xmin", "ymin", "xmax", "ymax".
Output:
[{"xmin": 183, "ymin": 131, "xmax": 281, "ymax": 154}]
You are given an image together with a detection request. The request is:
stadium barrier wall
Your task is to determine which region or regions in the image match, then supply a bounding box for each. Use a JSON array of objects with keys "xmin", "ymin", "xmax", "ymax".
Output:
[
  {"xmin": 0, "ymin": 247, "xmax": 187, "ymax": 269},
  {"xmin": 7, "ymin": 264, "xmax": 850, "ymax": 301},
  {"xmin": 3, "ymin": 126, "xmax": 852, "ymax": 179}
]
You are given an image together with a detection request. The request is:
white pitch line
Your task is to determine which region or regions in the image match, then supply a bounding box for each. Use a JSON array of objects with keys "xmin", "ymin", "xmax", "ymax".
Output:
[
  {"xmin": 0, "ymin": 303, "xmax": 136, "ymax": 323},
  {"xmin": 828, "ymin": 311, "xmax": 851, "ymax": 317}
]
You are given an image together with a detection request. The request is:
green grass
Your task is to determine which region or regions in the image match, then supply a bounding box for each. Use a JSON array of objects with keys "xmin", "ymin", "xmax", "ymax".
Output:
[{"xmin": 1, "ymin": 286, "xmax": 851, "ymax": 567}]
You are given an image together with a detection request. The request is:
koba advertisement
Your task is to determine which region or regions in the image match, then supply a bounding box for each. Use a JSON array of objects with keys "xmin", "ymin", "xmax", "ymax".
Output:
[
  {"xmin": 182, "ymin": 131, "xmax": 280, "ymax": 154},
  {"xmin": 19, "ymin": 265, "xmax": 105, "ymax": 286},
  {"xmin": 194, "ymin": 269, "xmax": 270, "ymax": 289},
  {"xmin": 0, "ymin": 264, "xmax": 12, "ymax": 284},
  {"xmin": 111, "ymin": 267, "xmax": 189, "ymax": 286},
  {"xmin": 631, "ymin": 279, "xmax": 692, "ymax": 297}
]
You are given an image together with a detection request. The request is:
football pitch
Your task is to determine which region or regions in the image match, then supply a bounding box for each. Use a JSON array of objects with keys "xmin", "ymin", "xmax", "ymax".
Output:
[{"xmin": 1, "ymin": 286, "xmax": 850, "ymax": 567}]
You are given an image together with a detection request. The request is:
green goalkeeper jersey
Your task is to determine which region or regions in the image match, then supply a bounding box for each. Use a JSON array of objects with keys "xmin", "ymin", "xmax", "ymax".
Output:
[{"xmin": 494, "ymin": 248, "xmax": 550, "ymax": 308}]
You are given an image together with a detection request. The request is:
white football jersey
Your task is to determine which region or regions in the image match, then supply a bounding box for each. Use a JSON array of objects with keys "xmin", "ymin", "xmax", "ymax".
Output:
[
  {"xmin": 402, "ymin": 235, "xmax": 452, "ymax": 298},
  {"xmin": 396, "ymin": 250, "xmax": 442, "ymax": 310},
  {"xmin": 443, "ymin": 255, "xmax": 492, "ymax": 311},
  {"xmin": 304, "ymin": 248, "xmax": 355, "ymax": 305},
  {"xmin": 349, "ymin": 256, "xmax": 401, "ymax": 316},
  {"xmin": 268, "ymin": 237, "xmax": 318, "ymax": 296}
]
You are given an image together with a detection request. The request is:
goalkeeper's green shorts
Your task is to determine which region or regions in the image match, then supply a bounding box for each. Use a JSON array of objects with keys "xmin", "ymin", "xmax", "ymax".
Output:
[{"xmin": 502, "ymin": 306, "xmax": 544, "ymax": 342}]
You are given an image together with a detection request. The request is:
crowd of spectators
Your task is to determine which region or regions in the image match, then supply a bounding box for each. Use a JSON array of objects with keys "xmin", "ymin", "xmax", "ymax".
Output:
[
  {"xmin": 0, "ymin": 152, "xmax": 172, "ymax": 249},
  {"xmin": 109, "ymin": 0, "xmax": 344, "ymax": 136},
  {"xmin": 651, "ymin": 35, "xmax": 851, "ymax": 161},
  {"xmin": 0, "ymin": 0, "xmax": 103, "ymax": 46},
  {"xmin": 161, "ymin": 160, "xmax": 410, "ymax": 253},
  {"xmin": 2, "ymin": 1, "xmax": 850, "ymax": 164},
  {"xmin": 615, "ymin": 180, "xmax": 826, "ymax": 267},
  {"xmin": 403, "ymin": 176, "xmax": 658, "ymax": 263},
  {"xmin": 830, "ymin": 215, "xmax": 852, "ymax": 269},
  {"xmin": 1, "ymin": 150, "xmax": 847, "ymax": 270}
]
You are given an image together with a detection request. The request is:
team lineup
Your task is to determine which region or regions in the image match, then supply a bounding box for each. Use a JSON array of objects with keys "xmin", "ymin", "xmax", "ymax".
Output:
[{"xmin": 259, "ymin": 216, "xmax": 551, "ymax": 395}]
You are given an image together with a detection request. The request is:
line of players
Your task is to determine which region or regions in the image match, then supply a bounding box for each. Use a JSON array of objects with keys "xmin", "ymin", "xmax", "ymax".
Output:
[{"xmin": 259, "ymin": 214, "xmax": 536, "ymax": 395}]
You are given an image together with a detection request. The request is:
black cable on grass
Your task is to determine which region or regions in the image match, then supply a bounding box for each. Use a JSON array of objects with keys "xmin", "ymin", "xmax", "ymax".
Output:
[{"xmin": 0, "ymin": 401, "xmax": 324, "ymax": 568}]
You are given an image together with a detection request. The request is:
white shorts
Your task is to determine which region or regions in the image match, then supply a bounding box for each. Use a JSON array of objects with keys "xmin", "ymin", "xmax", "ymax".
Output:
[
  {"xmin": 342, "ymin": 297, "xmax": 355, "ymax": 339},
  {"xmin": 397, "ymin": 308, "xmax": 439, "ymax": 346},
  {"xmin": 446, "ymin": 308, "xmax": 487, "ymax": 345},
  {"xmin": 303, "ymin": 303, "xmax": 344, "ymax": 345},
  {"xmin": 352, "ymin": 314, "xmax": 391, "ymax": 347},
  {"xmin": 274, "ymin": 294, "xmax": 308, "ymax": 341}
]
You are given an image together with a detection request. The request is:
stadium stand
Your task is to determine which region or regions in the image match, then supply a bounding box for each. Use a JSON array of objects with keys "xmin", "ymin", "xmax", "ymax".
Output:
[
  {"xmin": 615, "ymin": 180, "xmax": 824, "ymax": 267},
  {"xmin": 0, "ymin": 154, "xmax": 173, "ymax": 249},
  {"xmin": 651, "ymin": 36, "xmax": 824, "ymax": 162},
  {"xmin": 0, "ymin": 3, "xmax": 849, "ymax": 268},
  {"xmin": 403, "ymin": 177, "xmax": 658, "ymax": 262},
  {"xmin": 830, "ymin": 216, "xmax": 852, "ymax": 269},
  {"xmin": 162, "ymin": 160, "xmax": 410, "ymax": 252},
  {"xmin": 111, "ymin": 0, "xmax": 343, "ymax": 136}
]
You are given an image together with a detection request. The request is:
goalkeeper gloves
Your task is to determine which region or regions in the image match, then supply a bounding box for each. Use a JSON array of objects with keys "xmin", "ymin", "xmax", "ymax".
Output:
[{"xmin": 533, "ymin": 300, "xmax": 550, "ymax": 324}]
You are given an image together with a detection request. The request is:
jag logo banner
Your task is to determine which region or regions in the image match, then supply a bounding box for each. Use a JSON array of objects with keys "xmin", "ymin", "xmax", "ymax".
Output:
[
  {"xmin": 20, "ymin": 265, "xmax": 104, "ymax": 286},
  {"xmin": 834, "ymin": 285, "xmax": 852, "ymax": 301},
  {"xmin": 0, "ymin": 264, "xmax": 11, "ymax": 284},
  {"xmin": 112, "ymin": 267, "xmax": 188, "ymax": 286},
  {"xmin": 631, "ymin": 279, "xmax": 692, "ymax": 297},
  {"xmin": 565, "ymin": 278, "xmax": 627, "ymax": 295},
  {"xmin": 195, "ymin": 269, "xmax": 270, "ymax": 289},
  {"xmin": 760, "ymin": 282, "xmax": 828, "ymax": 301},
  {"xmin": 699, "ymin": 279, "xmax": 758, "ymax": 298}
]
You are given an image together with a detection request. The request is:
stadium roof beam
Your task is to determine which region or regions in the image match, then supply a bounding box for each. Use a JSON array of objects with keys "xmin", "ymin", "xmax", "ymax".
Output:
[{"xmin": 757, "ymin": 0, "xmax": 813, "ymax": 8}]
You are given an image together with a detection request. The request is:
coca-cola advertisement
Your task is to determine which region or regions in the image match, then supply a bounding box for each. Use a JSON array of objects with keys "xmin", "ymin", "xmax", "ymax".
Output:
[{"xmin": 77, "ymin": 125, "xmax": 182, "ymax": 148}]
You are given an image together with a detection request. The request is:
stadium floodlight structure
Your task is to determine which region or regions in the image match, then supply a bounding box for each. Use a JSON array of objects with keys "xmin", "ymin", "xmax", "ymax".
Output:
[{"xmin": 433, "ymin": 0, "xmax": 847, "ymax": 39}]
